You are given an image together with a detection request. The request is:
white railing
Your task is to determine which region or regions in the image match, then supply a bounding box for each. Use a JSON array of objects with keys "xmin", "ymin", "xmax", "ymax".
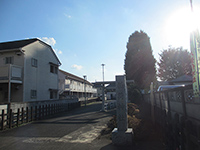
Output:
[{"xmin": 64, "ymin": 83, "xmax": 97, "ymax": 93}]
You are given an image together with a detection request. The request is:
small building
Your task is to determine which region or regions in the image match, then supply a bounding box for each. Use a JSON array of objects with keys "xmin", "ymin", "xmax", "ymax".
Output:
[
  {"xmin": 93, "ymin": 80, "xmax": 134, "ymax": 100},
  {"xmin": 58, "ymin": 70, "xmax": 97, "ymax": 100},
  {"xmin": 0, "ymin": 38, "xmax": 61, "ymax": 103},
  {"xmin": 106, "ymin": 82, "xmax": 116, "ymax": 100},
  {"xmin": 93, "ymin": 83, "xmax": 104, "ymax": 98}
]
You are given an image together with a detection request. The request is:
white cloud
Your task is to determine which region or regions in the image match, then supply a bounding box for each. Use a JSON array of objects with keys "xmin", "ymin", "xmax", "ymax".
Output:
[
  {"xmin": 71, "ymin": 64, "xmax": 83, "ymax": 70},
  {"xmin": 53, "ymin": 49, "xmax": 63, "ymax": 55},
  {"xmin": 41, "ymin": 37, "xmax": 56, "ymax": 46},
  {"xmin": 58, "ymin": 50, "xmax": 62, "ymax": 54},
  {"xmin": 64, "ymin": 13, "xmax": 72, "ymax": 19}
]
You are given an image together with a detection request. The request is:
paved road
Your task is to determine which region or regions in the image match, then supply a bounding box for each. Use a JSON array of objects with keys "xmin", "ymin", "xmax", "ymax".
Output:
[{"xmin": 0, "ymin": 102, "xmax": 116, "ymax": 150}]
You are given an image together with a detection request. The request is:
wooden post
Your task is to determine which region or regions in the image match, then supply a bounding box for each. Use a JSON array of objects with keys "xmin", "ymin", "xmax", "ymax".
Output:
[
  {"xmin": 45, "ymin": 105, "xmax": 47, "ymax": 117},
  {"xmin": 26, "ymin": 107, "xmax": 29, "ymax": 123},
  {"xmin": 17, "ymin": 108, "xmax": 20, "ymax": 127},
  {"xmin": 39, "ymin": 106, "xmax": 41, "ymax": 120},
  {"xmin": 21, "ymin": 107, "xmax": 24, "ymax": 123},
  {"xmin": 35, "ymin": 106, "xmax": 37, "ymax": 120},
  {"xmin": 1, "ymin": 110, "xmax": 5, "ymax": 130},
  {"xmin": 31, "ymin": 107, "xmax": 33, "ymax": 121},
  {"xmin": 42, "ymin": 105, "xmax": 44, "ymax": 119},
  {"xmin": 9, "ymin": 109, "xmax": 12, "ymax": 129},
  {"xmin": 51, "ymin": 104, "xmax": 53, "ymax": 115},
  {"xmin": 54, "ymin": 104, "xmax": 55, "ymax": 114},
  {"xmin": 48, "ymin": 104, "xmax": 50, "ymax": 116}
]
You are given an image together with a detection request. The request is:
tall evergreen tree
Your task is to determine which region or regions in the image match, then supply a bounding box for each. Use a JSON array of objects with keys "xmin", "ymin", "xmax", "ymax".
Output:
[{"xmin": 124, "ymin": 30, "xmax": 156, "ymax": 89}]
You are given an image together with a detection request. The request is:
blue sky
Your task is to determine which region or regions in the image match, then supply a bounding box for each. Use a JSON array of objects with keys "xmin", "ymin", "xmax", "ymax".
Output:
[{"xmin": 1, "ymin": 0, "xmax": 200, "ymax": 82}]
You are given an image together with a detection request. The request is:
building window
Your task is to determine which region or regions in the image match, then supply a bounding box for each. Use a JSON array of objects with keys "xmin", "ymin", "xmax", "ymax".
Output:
[
  {"xmin": 31, "ymin": 58, "xmax": 38, "ymax": 67},
  {"xmin": 50, "ymin": 91, "xmax": 57, "ymax": 99},
  {"xmin": 50, "ymin": 65, "xmax": 58, "ymax": 74},
  {"xmin": 31, "ymin": 90, "xmax": 37, "ymax": 99},
  {"xmin": 5, "ymin": 57, "xmax": 13, "ymax": 64}
]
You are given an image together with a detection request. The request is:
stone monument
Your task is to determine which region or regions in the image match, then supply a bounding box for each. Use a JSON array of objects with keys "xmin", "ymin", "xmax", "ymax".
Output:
[{"xmin": 112, "ymin": 75, "xmax": 133, "ymax": 145}]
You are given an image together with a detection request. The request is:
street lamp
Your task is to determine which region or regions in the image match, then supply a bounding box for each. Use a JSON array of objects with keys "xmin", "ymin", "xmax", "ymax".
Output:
[
  {"xmin": 83, "ymin": 75, "xmax": 87, "ymax": 107},
  {"xmin": 101, "ymin": 64, "xmax": 105, "ymax": 111}
]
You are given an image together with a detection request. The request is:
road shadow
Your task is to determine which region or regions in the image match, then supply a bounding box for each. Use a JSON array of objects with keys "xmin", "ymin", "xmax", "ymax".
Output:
[{"xmin": 0, "ymin": 102, "xmax": 116, "ymax": 138}]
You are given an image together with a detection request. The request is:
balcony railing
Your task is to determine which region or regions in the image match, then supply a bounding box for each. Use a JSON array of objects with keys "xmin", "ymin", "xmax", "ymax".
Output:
[
  {"xmin": 0, "ymin": 65, "xmax": 22, "ymax": 83},
  {"xmin": 64, "ymin": 84, "xmax": 97, "ymax": 93}
]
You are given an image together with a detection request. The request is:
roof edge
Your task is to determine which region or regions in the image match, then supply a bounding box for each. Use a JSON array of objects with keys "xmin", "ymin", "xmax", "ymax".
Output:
[{"xmin": 59, "ymin": 69, "xmax": 92, "ymax": 85}]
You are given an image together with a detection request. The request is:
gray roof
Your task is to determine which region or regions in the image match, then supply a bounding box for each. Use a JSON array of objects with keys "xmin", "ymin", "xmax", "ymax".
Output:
[
  {"xmin": 0, "ymin": 38, "xmax": 38, "ymax": 50},
  {"xmin": 106, "ymin": 82, "xmax": 116, "ymax": 88},
  {"xmin": 59, "ymin": 69, "xmax": 93, "ymax": 86},
  {"xmin": 0, "ymin": 38, "xmax": 61, "ymax": 65}
]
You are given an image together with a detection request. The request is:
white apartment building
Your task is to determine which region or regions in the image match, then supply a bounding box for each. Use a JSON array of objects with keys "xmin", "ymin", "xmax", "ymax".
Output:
[
  {"xmin": 0, "ymin": 38, "xmax": 61, "ymax": 103},
  {"xmin": 59, "ymin": 70, "xmax": 97, "ymax": 100}
]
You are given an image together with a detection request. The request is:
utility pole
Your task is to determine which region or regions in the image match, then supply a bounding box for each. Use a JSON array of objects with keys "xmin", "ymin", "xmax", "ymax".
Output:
[
  {"xmin": 101, "ymin": 64, "xmax": 105, "ymax": 111},
  {"xmin": 190, "ymin": 0, "xmax": 193, "ymax": 12},
  {"xmin": 83, "ymin": 75, "xmax": 87, "ymax": 107}
]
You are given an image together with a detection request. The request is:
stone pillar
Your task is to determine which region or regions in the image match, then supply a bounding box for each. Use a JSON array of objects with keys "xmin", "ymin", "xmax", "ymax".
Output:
[
  {"xmin": 116, "ymin": 75, "xmax": 128, "ymax": 131},
  {"xmin": 112, "ymin": 75, "xmax": 133, "ymax": 145}
]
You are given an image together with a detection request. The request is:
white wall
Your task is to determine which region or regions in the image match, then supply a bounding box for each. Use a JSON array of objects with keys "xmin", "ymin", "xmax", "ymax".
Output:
[
  {"xmin": 23, "ymin": 41, "xmax": 59, "ymax": 101},
  {"xmin": 58, "ymin": 70, "xmax": 97, "ymax": 95}
]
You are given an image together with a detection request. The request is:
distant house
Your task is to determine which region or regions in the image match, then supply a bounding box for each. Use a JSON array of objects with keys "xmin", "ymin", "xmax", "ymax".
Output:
[
  {"xmin": 93, "ymin": 80, "xmax": 134, "ymax": 100},
  {"xmin": 106, "ymin": 82, "xmax": 116, "ymax": 100},
  {"xmin": 93, "ymin": 82, "xmax": 104, "ymax": 98},
  {"xmin": 58, "ymin": 70, "xmax": 97, "ymax": 100},
  {"xmin": 0, "ymin": 38, "xmax": 61, "ymax": 103}
]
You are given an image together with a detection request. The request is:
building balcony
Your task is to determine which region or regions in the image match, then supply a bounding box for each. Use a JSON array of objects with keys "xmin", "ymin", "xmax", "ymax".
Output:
[
  {"xmin": 0, "ymin": 65, "xmax": 23, "ymax": 84},
  {"xmin": 64, "ymin": 84, "xmax": 97, "ymax": 93}
]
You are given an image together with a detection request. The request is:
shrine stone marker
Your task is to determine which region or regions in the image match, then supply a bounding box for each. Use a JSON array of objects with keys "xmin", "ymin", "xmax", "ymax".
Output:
[{"xmin": 112, "ymin": 75, "xmax": 133, "ymax": 145}]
